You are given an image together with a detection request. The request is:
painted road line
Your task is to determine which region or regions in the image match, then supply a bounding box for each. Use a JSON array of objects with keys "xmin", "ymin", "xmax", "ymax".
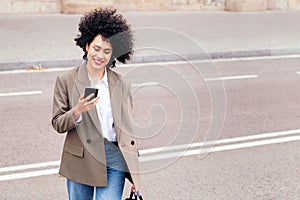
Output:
[
  {"xmin": 0, "ymin": 91, "xmax": 42, "ymax": 97},
  {"xmin": 296, "ymin": 72, "xmax": 300, "ymax": 75},
  {"xmin": 0, "ymin": 168, "xmax": 59, "ymax": 182},
  {"xmin": 120, "ymin": 54, "xmax": 300, "ymax": 68},
  {"xmin": 132, "ymin": 82, "xmax": 160, "ymax": 88},
  {"xmin": 139, "ymin": 129, "xmax": 300, "ymax": 155},
  {"xmin": 1, "ymin": 55, "xmax": 300, "ymax": 75},
  {"xmin": 132, "ymin": 75, "xmax": 258, "ymax": 88},
  {"xmin": 212, "ymin": 54, "xmax": 300, "ymax": 63},
  {"xmin": 0, "ymin": 67, "xmax": 74, "ymax": 75},
  {"xmin": 131, "ymin": 75, "xmax": 257, "ymax": 89},
  {"xmin": 140, "ymin": 134, "xmax": 300, "ymax": 162},
  {"xmin": 1, "ymin": 134, "xmax": 300, "ymax": 181},
  {"xmin": 2, "ymin": 129, "xmax": 300, "ymax": 181},
  {"xmin": 204, "ymin": 75, "xmax": 258, "ymax": 82},
  {"xmin": 0, "ymin": 161, "xmax": 60, "ymax": 173},
  {"xmin": 3, "ymin": 128, "xmax": 299, "ymax": 173}
]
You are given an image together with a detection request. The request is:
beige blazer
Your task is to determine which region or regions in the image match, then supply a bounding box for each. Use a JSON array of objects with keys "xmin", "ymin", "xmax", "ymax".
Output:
[{"xmin": 51, "ymin": 62, "xmax": 140, "ymax": 191}]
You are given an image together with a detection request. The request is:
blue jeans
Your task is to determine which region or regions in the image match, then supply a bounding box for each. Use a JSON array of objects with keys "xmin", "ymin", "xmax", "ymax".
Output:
[{"xmin": 67, "ymin": 140, "xmax": 127, "ymax": 200}]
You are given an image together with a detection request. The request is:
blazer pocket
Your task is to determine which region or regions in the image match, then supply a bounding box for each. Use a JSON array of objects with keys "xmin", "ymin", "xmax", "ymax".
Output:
[{"xmin": 64, "ymin": 143, "xmax": 84, "ymax": 158}]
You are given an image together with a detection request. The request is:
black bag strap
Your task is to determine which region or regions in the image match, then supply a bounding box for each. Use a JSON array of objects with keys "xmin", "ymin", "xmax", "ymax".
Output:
[
  {"xmin": 125, "ymin": 185, "xmax": 144, "ymax": 200},
  {"xmin": 138, "ymin": 194, "xmax": 144, "ymax": 200},
  {"xmin": 125, "ymin": 191, "xmax": 144, "ymax": 200}
]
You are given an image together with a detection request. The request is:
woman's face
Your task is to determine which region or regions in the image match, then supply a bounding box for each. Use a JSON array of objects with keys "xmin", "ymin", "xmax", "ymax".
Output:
[{"xmin": 86, "ymin": 34, "xmax": 113, "ymax": 72}]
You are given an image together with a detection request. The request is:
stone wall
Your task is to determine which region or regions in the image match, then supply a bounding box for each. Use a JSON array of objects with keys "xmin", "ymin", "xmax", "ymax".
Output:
[
  {"xmin": 61, "ymin": 0, "xmax": 113, "ymax": 14},
  {"xmin": 0, "ymin": 0, "xmax": 61, "ymax": 14},
  {"xmin": 61, "ymin": 0, "xmax": 226, "ymax": 14},
  {"xmin": 0, "ymin": 0, "xmax": 299, "ymax": 14},
  {"xmin": 225, "ymin": 0, "xmax": 300, "ymax": 11}
]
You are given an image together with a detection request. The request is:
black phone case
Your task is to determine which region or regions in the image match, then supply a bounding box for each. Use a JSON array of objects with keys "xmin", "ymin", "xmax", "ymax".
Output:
[{"xmin": 84, "ymin": 87, "xmax": 98, "ymax": 100}]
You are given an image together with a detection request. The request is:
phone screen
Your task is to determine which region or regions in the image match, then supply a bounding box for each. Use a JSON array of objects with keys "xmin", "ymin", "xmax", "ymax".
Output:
[{"xmin": 84, "ymin": 87, "xmax": 98, "ymax": 100}]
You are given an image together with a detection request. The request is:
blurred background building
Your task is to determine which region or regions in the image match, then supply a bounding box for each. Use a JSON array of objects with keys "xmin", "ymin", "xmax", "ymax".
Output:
[{"xmin": 0, "ymin": 0, "xmax": 300, "ymax": 14}]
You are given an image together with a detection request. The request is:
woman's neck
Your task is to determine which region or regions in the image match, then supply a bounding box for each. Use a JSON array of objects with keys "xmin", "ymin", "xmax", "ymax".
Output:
[{"xmin": 86, "ymin": 66, "xmax": 105, "ymax": 83}]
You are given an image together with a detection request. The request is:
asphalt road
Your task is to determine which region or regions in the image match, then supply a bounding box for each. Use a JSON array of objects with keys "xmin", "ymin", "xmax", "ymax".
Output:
[{"xmin": 0, "ymin": 55, "xmax": 300, "ymax": 199}]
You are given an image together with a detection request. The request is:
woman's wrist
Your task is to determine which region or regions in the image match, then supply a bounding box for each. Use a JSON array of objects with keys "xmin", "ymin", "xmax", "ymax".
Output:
[{"xmin": 72, "ymin": 107, "xmax": 81, "ymax": 120}]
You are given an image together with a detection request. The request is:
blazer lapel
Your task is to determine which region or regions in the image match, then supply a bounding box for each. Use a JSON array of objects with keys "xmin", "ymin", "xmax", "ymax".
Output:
[
  {"xmin": 107, "ymin": 68, "xmax": 122, "ymax": 141},
  {"xmin": 73, "ymin": 62, "xmax": 102, "ymax": 134}
]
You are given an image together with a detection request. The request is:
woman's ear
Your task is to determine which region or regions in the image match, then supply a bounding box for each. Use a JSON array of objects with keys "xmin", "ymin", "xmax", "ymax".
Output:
[{"xmin": 85, "ymin": 43, "xmax": 89, "ymax": 52}]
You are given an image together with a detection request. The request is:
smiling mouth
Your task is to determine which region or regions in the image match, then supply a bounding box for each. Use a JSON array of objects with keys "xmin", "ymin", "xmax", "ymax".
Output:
[{"xmin": 94, "ymin": 59, "xmax": 104, "ymax": 65}]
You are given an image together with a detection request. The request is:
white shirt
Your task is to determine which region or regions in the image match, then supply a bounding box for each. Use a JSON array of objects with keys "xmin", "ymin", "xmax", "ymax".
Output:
[
  {"xmin": 90, "ymin": 70, "xmax": 116, "ymax": 142},
  {"xmin": 77, "ymin": 69, "xmax": 117, "ymax": 142}
]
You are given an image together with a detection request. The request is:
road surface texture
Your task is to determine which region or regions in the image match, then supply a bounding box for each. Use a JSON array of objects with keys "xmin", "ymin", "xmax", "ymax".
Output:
[{"xmin": 0, "ymin": 55, "xmax": 300, "ymax": 199}]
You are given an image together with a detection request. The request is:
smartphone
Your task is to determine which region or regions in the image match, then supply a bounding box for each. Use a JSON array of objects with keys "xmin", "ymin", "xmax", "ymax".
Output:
[{"xmin": 84, "ymin": 87, "xmax": 98, "ymax": 101}]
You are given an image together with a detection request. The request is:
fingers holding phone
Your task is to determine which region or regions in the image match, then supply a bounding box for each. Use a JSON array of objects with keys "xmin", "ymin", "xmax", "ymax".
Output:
[
  {"xmin": 82, "ymin": 87, "xmax": 99, "ymax": 108},
  {"xmin": 72, "ymin": 88, "xmax": 100, "ymax": 120},
  {"xmin": 83, "ymin": 87, "xmax": 99, "ymax": 107},
  {"xmin": 83, "ymin": 93, "xmax": 100, "ymax": 105},
  {"xmin": 84, "ymin": 87, "xmax": 98, "ymax": 100}
]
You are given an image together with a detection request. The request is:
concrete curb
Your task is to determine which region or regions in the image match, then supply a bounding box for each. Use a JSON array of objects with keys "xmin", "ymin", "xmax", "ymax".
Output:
[{"xmin": 1, "ymin": 47, "xmax": 300, "ymax": 71}]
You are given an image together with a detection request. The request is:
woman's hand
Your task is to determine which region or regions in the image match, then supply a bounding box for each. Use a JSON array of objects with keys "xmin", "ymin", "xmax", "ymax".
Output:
[
  {"xmin": 131, "ymin": 185, "xmax": 141, "ymax": 196},
  {"xmin": 72, "ymin": 93, "xmax": 100, "ymax": 120}
]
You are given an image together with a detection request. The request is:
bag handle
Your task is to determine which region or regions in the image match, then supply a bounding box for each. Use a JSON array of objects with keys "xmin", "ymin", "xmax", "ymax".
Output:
[{"xmin": 125, "ymin": 186, "xmax": 144, "ymax": 200}]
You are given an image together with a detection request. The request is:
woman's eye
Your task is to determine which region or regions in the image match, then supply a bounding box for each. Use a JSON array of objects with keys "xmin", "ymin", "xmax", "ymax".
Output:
[
  {"xmin": 104, "ymin": 51, "xmax": 111, "ymax": 54},
  {"xmin": 93, "ymin": 47, "xmax": 100, "ymax": 51}
]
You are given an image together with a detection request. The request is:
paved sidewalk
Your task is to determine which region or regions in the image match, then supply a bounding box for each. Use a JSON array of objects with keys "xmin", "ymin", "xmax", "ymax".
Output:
[{"xmin": 0, "ymin": 10, "xmax": 300, "ymax": 70}]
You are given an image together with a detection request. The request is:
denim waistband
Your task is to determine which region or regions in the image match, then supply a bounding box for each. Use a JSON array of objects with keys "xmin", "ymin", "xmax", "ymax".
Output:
[{"xmin": 104, "ymin": 139, "xmax": 127, "ymax": 172}]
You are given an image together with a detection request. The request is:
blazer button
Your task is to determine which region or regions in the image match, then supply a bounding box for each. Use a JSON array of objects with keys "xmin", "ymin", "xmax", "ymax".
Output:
[
  {"xmin": 131, "ymin": 140, "xmax": 135, "ymax": 145},
  {"xmin": 86, "ymin": 139, "xmax": 91, "ymax": 144}
]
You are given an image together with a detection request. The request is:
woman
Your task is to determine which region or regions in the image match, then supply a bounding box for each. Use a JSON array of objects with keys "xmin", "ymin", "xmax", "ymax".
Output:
[{"xmin": 51, "ymin": 8, "xmax": 140, "ymax": 200}]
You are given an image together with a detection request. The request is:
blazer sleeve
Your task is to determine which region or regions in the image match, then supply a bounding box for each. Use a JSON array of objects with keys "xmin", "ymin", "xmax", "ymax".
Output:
[
  {"xmin": 128, "ymin": 82, "xmax": 133, "ymax": 110},
  {"xmin": 51, "ymin": 74, "xmax": 76, "ymax": 134}
]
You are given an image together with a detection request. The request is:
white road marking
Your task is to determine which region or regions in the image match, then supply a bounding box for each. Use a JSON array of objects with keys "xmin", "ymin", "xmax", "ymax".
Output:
[
  {"xmin": 1, "ymin": 54, "xmax": 300, "ymax": 75},
  {"xmin": 121, "ymin": 54, "xmax": 300, "ymax": 68},
  {"xmin": 0, "ymin": 168, "xmax": 59, "ymax": 182},
  {"xmin": 0, "ymin": 68, "xmax": 258, "ymax": 83},
  {"xmin": 0, "ymin": 91, "xmax": 42, "ymax": 97},
  {"xmin": 296, "ymin": 72, "xmax": 300, "ymax": 75},
  {"xmin": 139, "ymin": 129, "xmax": 300, "ymax": 155},
  {"xmin": 0, "ymin": 65, "xmax": 258, "ymax": 83},
  {"xmin": 204, "ymin": 75, "xmax": 258, "ymax": 81},
  {"xmin": 131, "ymin": 75, "xmax": 258, "ymax": 87},
  {"xmin": 132, "ymin": 82, "xmax": 161, "ymax": 88},
  {"xmin": 1, "ymin": 129, "xmax": 300, "ymax": 181},
  {"xmin": 0, "ymin": 67, "xmax": 74, "ymax": 75},
  {"xmin": 212, "ymin": 54, "xmax": 300, "ymax": 62},
  {"xmin": 140, "ymin": 134, "xmax": 300, "ymax": 162},
  {"xmin": 0, "ymin": 161, "xmax": 60, "ymax": 173}
]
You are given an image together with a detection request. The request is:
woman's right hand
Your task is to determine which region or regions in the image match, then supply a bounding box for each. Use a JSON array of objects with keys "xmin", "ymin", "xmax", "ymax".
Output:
[{"xmin": 72, "ymin": 93, "xmax": 100, "ymax": 120}]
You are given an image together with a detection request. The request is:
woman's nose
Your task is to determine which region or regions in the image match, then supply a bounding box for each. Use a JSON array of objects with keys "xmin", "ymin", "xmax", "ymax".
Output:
[{"xmin": 96, "ymin": 51, "xmax": 104, "ymax": 58}]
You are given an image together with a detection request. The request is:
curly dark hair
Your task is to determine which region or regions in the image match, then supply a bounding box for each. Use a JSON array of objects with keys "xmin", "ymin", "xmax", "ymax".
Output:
[{"xmin": 74, "ymin": 8, "xmax": 134, "ymax": 67}]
